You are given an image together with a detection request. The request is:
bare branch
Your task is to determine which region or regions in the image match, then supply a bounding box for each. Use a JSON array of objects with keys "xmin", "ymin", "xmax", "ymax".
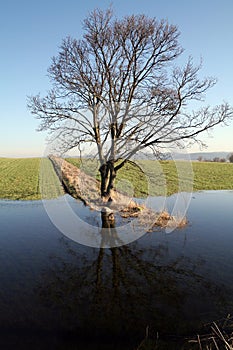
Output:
[{"xmin": 28, "ymin": 7, "xmax": 233, "ymax": 198}]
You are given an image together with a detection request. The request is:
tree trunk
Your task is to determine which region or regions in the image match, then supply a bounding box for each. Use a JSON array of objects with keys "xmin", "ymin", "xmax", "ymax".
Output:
[
  {"xmin": 106, "ymin": 161, "xmax": 116, "ymax": 197},
  {"xmin": 101, "ymin": 210, "xmax": 115, "ymax": 229},
  {"xmin": 99, "ymin": 163, "xmax": 109, "ymax": 198},
  {"xmin": 99, "ymin": 161, "xmax": 116, "ymax": 200},
  {"xmin": 100, "ymin": 210, "xmax": 119, "ymax": 247}
]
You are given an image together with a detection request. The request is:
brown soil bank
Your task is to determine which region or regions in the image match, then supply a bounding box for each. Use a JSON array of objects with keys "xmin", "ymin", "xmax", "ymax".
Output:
[{"xmin": 49, "ymin": 156, "xmax": 187, "ymax": 230}]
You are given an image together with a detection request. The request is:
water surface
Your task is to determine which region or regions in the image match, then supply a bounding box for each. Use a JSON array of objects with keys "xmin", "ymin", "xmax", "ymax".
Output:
[{"xmin": 0, "ymin": 191, "xmax": 233, "ymax": 349}]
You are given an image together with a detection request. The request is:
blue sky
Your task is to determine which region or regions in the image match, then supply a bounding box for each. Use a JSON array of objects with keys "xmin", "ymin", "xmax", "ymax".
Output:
[{"xmin": 1, "ymin": 0, "xmax": 233, "ymax": 156}]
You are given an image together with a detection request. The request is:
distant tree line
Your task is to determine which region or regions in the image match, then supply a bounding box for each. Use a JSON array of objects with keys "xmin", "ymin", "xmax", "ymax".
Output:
[
  {"xmin": 197, "ymin": 153, "xmax": 233, "ymax": 163},
  {"xmin": 229, "ymin": 153, "xmax": 233, "ymax": 163}
]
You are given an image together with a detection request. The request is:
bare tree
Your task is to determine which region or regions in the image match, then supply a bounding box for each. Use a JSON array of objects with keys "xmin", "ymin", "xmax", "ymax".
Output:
[
  {"xmin": 228, "ymin": 154, "xmax": 233, "ymax": 163},
  {"xmin": 28, "ymin": 8, "xmax": 233, "ymax": 199}
]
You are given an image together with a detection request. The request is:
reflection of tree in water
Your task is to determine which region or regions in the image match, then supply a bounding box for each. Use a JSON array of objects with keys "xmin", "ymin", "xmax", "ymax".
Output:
[{"xmin": 37, "ymin": 220, "xmax": 229, "ymax": 342}]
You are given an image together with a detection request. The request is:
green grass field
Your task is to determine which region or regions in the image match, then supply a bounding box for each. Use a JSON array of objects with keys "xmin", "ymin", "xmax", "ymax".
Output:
[
  {"xmin": 0, "ymin": 157, "xmax": 232, "ymax": 200},
  {"xmin": 0, "ymin": 158, "xmax": 64, "ymax": 200},
  {"xmin": 192, "ymin": 161, "xmax": 233, "ymax": 191},
  {"xmin": 67, "ymin": 158, "xmax": 233, "ymax": 197}
]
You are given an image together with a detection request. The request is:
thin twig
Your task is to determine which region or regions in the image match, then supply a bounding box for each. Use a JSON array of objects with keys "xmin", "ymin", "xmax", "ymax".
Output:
[
  {"xmin": 197, "ymin": 334, "xmax": 203, "ymax": 350},
  {"xmin": 211, "ymin": 322, "xmax": 233, "ymax": 350}
]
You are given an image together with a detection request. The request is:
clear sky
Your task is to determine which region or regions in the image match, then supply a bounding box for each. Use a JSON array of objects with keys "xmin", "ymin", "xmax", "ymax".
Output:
[{"xmin": 1, "ymin": 0, "xmax": 233, "ymax": 157}]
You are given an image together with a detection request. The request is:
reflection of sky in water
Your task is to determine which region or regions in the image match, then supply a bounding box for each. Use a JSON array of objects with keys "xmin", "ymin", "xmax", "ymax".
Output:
[
  {"xmin": 0, "ymin": 191, "xmax": 233, "ymax": 348},
  {"xmin": 40, "ymin": 190, "xmax": 193, "ymax": 247}
]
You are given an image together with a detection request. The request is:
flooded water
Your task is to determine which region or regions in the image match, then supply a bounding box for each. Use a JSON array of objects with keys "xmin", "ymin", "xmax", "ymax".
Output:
[{"xmin": 0, "ymin": 191, "xmax": 233, "ymax": 349}]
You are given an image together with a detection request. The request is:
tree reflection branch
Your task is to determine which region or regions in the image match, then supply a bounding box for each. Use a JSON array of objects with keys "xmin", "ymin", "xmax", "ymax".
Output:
[{"xmin": 37, "ymin": 222, "xmax": 230, "ymax": 339}]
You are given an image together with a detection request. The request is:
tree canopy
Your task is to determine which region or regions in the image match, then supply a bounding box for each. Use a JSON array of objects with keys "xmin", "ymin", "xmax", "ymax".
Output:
[{"xmin": 28, "ymin": 8, "xmax": 233, "ymax": 198}]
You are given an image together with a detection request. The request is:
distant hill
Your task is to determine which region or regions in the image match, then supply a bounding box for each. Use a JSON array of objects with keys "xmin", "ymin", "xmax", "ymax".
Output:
[
  {"xmin": 180, "ymin": 152, "xmax": 231, "ymax": 161},
  {"xmin": 133, "ymin": 151, "xmax": 232, "ymax": 161},
  {"xmin": 66, "ymin": 151, "xmax": 233, "ymax": 161}
]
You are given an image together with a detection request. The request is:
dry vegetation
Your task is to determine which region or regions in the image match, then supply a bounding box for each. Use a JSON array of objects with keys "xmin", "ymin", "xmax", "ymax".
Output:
[
  {"xmin": 50, "ymin": 156, "xmax": 187, "ymax": 229},
  {"xmin": 136, "ymin": 315, "xmax": 233, "ymax": 349}
]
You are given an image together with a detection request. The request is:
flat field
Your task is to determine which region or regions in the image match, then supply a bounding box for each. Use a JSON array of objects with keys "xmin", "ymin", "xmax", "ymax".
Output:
[
  {"xmin": 192, "ymin": 161, "xmax": 233, "ymax": 191},
  {"xmin": 0, "ymin": 158, "xmax": 232, "ymax": 200},
  {"xmin": 0, "ymin": 158, "xmax": 64, "ymax": 200},
  {"xmin": 67, "ymin": 158, "xmax": 233, "ymax": 197}
]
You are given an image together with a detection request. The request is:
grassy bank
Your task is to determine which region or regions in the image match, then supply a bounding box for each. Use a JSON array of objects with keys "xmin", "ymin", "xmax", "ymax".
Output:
[
  {"xmin": 0, "ymin": 157, "xmax": 232, "ymax": 200},
  {"xmin": 67, "ymin": 158, "xmax": 233, "ymax": 197},
  {"xmin": 0, "ymin": 158, "xmax": 64, "ymax": 200}
]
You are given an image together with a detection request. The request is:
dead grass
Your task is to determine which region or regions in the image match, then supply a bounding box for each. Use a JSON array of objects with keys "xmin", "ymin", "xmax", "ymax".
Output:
[
  {"xmin": 50, "ymin": 156, "xmax": 188, "ymax": 230},
  {"xmin": 136, "ymin": 315, "xmax": 233, "ymax": 349},
  {"xmin": 186, "ymin": 315, "xmax": 233, "ymax": 349},
  {"xmin": 135, "ymin": 207, "xmax": 187, "ymax": 231}
]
